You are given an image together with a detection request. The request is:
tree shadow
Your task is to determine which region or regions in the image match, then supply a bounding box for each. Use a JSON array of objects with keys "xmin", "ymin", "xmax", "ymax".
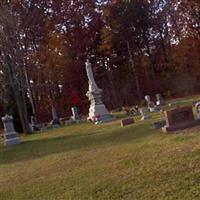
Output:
[{"xmin": 0, "ymin": 123, "xmax": 158, "ymax": 165}]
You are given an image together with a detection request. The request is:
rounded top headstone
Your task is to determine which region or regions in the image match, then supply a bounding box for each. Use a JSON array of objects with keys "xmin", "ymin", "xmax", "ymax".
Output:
[{"xmin": 2, "ymin": 114, "xmax": 13, "ymax": 122}]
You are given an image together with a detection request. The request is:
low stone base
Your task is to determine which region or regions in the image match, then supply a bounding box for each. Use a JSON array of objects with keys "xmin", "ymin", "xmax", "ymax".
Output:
[
  {"xmin": 88, "ymin": 104, "xmax": 114, "ymax": 123},
  {"xmin": 162, "ymin": 120, "xmax": 200, "ymax": 133}
]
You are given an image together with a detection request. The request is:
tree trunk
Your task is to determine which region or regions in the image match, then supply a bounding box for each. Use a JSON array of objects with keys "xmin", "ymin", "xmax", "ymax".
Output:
[
  {"xmin": 6, "ymin": 56, "xmax": 32, "ymax": 134},
  {"xmin": 146, "ymin": 44, "xmax": 159, "ymax": 92},
  {"xmin": 127, "ymin": 41, "xmax": 142, "ymax": 100}
]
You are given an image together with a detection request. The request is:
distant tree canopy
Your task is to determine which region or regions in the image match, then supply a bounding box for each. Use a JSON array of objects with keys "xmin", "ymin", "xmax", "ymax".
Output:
[{"xmin": 0, "ymin": 0, "xmax": 199, "ymax": 124}]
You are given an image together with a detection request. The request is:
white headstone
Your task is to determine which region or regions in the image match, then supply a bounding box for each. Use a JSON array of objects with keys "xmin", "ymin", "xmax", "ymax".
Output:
[
  {"xmin": 145, "ymin": 95, "xmax": 151, "ymax": 102},
  {"xmin": 139, "ymin": 108, "xmax": 151, "ymax": 120},
  {"xmin": 156, "ymin": 94, "xmax": 164, "ymax": 106},
  {"xmin": 145, "ymin": 95, "xmax": 156, "ymax": 112},
  {"xmin": 1, "ymin": 115, "xmax": 21, "ymax": 146}
]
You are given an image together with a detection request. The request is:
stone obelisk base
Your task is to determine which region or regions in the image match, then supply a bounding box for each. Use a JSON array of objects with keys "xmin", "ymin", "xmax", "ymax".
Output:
[
  {"xmin": 87, "ymin": 90, "xmax": 114, "ymax": 123},
  {"xmin": 89, "ymin": 104, "xmax": 114, "ymax": 122}
]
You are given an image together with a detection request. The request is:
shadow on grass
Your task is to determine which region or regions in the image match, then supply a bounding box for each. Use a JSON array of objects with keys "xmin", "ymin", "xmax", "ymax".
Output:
[{"xmin": 0, "ymin": 123, "xmax": 158, "ymax": 165}]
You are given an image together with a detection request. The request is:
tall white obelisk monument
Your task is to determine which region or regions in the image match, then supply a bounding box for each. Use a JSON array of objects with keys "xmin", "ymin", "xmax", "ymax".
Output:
[{"xmin": 85, "ymin": 60, "xmax": 113, "ymax": 122}]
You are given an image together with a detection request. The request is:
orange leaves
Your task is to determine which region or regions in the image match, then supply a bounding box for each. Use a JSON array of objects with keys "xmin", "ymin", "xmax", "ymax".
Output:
[
  {"xmin": 47, "ymin": 32, "xmax": 65, "ymax": 56},
  {"xmin": 99, "ymin": 26, "xmax": 113, "ymax": 53}
]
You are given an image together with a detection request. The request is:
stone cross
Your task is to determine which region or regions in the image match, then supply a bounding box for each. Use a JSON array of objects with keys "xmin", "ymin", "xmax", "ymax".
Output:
[{"xmin": 1, "ymin": 115, "xmax": 21, "ymax": 146}]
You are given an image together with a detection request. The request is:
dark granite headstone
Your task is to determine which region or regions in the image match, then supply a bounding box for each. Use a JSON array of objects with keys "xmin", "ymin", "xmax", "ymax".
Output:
[
  {"xmin": 121, "ymin": 118, "xmax": 135, "ymax": 127},
  {"xmin": 162, "ymin": 106, "xmax": 200, "ymax": 133}
]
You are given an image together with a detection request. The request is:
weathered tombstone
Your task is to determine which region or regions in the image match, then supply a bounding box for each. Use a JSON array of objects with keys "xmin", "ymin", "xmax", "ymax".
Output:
[
  {"xmin": 85, "ymin": 59, "xmax": 114, "ymax": 122},
  {"xmin": 149, "ymin": 102, "xmax": 156, "ymax": 112},
  {"xmin": 195, "ymin": 102, "xmax": 200, "ymax": 119},
  {"xmin": 71, "ymin": 107, "xmax": 80, "ymax": 121},
  {"xmin": 145, "ymin": 95, "xmax": 156, "ymax": 112},
  {"xmin": 51, "ymin": 105, "xmax": 60, "ymax": 127},
  {"xmin": 121, "ymin": 118, "xmax": 135, "ymax": 127},
  {"xmin": 156, "ymin": 94, "xmax": 164, "ymax": 106},
  {"xmin": 30, "ymin": 116, "xmax": 39, "ymax": 131},
  {"xmin": 139, "ymin": 108, "xmax": 151, "ymax": 120},
  {"xmin": 162, "ymin": 106, "xmax": 200, "ymax": 133},
  {"xmin": 1, "ymin": 115, "xmax": 21, "ymax": 146}
]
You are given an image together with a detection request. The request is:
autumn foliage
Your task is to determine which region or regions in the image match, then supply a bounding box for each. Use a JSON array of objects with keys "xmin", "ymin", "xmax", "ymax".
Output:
[{"xmin": 0, "ymin": 0, "xmax": 199, "ymax": 123}]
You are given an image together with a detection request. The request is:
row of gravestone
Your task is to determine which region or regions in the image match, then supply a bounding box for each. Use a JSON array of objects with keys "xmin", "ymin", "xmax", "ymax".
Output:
[
  {"xmin": 121, "ymin": 101, "xmax": 200, "ymax": 133},
  {"xmin": 0, "ymin": 94, "xmax": 163, "ymax": 147},
  {"xmin": 50, "ymin": 106, "xmax": 81, "ymax": 128},
  {"xmin": 123, "ymin": 94, "xmax": 164, "ymax": 118},
  {"xmin": 2, "ymin": 99, "xmax": 200, "ymax": 147},
  {"xmin": 1, "ymin": 106, "xmax": 81, "ymax": 147},
  {"xmin": 121, "ymin": 107, "xmax": 153, "ymax": 126},
  {"xmin": 145, "ymin": 94, "xmax": 165, "ymax": 112}
]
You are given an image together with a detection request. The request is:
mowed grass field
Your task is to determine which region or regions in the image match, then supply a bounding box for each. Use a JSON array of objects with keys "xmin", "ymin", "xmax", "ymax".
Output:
[{"xmin": 0, "ymin": 96, "xmax": 200, "ymax": 200}]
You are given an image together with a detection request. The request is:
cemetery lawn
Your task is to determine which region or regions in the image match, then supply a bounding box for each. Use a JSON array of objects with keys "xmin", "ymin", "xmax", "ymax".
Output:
[{"xmin": 1, "ymin": 97, "xmax": 200, "ymax": 200}]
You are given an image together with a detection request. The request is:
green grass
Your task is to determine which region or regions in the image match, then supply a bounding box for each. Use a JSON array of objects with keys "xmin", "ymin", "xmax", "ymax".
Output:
[{"xmin": 1, "ymin": 96, "xmax": 200, "ymax": 200}]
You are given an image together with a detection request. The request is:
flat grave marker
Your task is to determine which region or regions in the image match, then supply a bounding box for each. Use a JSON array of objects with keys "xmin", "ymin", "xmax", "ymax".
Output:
[{"xmin": 121, "ymin": 118, "xmax": 135, "ymax": 127}]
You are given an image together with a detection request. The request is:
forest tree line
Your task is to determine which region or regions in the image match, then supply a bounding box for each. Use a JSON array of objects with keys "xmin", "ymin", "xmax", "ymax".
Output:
[{"xmin": 0, "ymin": 0, "xmax": 199, "ymax": 132}]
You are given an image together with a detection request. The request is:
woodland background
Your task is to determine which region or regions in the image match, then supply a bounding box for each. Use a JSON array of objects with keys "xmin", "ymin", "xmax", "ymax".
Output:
[{"xmin": 0, "ymin": 0, "xmax": 199, "ymax": 131}]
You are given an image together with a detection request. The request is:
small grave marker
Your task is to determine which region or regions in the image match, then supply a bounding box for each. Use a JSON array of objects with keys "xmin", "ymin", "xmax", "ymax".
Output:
[
  {"xmin": 156, "ymin": 94, "xmax": 165, "ymax": 106},
  {"xmin": 145, "ymin": 95, "xmax": 156, "ymax": 112},
  {"xmin": 139, "ymin": 108, "xmax": 151, "ymax": 120},
  {"xmin": 121, "ymin": 118, "xmax": 135, "ymax": 127}
]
